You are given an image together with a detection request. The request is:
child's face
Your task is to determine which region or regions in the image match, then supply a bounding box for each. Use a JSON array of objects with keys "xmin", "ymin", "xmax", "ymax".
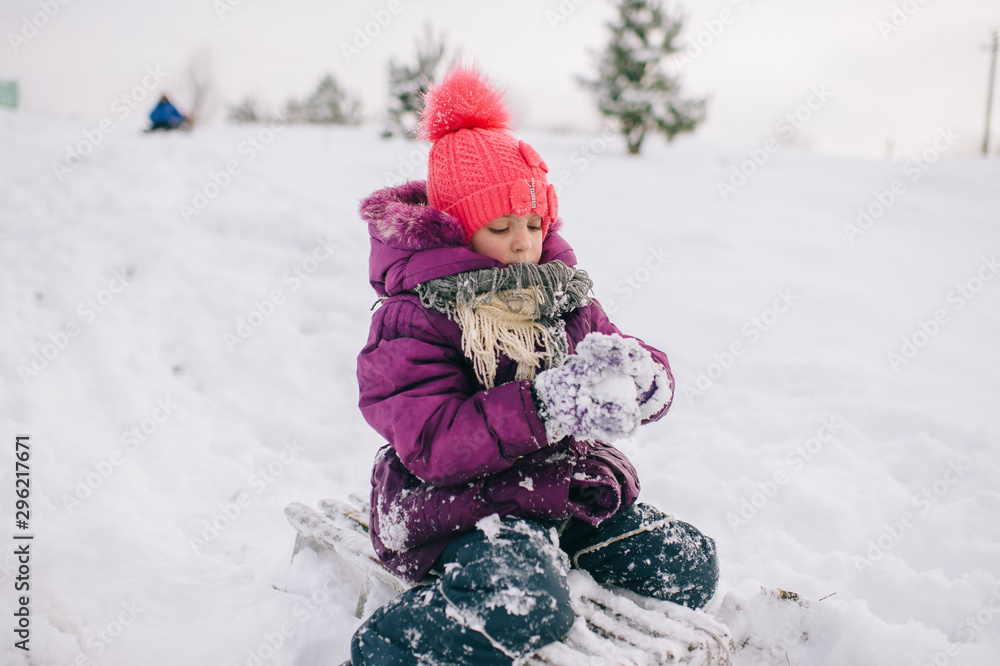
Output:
[{"xmin": 469, "ymin": 214, "xmax": 544, "ymax": 266}]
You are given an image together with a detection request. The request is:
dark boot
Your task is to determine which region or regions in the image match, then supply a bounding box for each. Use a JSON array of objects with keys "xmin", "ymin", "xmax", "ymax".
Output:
[
  {"xmin": 350, "ymin": 516, "xmax": 574, "ymax": 665},
  {"xmin": 561, "ymin": 502, "xmax": 720, "ymax": 609}
]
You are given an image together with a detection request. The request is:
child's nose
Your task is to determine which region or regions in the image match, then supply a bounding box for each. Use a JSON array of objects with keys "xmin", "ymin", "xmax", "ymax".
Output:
[{"xmin": 511, "ymin": 226, "xmax": 532, "ymax": 250}]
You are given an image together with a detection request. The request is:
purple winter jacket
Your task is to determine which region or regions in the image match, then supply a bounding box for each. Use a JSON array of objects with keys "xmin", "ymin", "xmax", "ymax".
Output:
[{"xmin": 356, "ymin": 181, "xmax": 674, "ymax": 582}]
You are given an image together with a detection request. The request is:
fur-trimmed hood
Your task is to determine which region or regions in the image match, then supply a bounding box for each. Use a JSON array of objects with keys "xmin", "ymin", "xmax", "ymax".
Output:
[{"xmin": 360, "ymin": 180, "xmax": 572, "ymax": 297}]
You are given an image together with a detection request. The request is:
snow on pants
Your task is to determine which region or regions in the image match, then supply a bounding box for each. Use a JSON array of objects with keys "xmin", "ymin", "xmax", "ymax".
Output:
[{"xmin": 350, "ymin": 503, "xmax": 719, "ymax": 665}]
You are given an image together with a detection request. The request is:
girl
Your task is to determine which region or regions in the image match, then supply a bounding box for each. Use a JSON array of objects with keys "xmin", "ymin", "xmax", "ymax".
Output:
[{"xmin": 351, "ymin": 66, "xmax": 718, "ymax": 665}]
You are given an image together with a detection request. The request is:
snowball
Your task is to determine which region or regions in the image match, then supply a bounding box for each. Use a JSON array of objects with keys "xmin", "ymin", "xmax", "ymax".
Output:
[{"xmin": 534, "ymin": 332, "xmax": 665, "ymax": 442}]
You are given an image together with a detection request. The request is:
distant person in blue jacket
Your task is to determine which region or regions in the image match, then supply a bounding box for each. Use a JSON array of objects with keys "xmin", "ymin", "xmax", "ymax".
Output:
[{"xmin": 148, "ymin": 95, "xmax": 188, "ymax": 131}]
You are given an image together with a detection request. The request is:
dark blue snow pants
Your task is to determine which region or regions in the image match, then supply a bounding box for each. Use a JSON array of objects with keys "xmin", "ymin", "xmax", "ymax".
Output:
[{"xmin": 350, "ymin": 503, "xmax": 718, "ymax": 665}]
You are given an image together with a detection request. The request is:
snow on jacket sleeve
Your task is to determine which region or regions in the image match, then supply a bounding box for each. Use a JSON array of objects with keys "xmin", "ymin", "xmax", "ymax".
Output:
[
  {"xmin": 357, "ymin": 295, "xmax": 551, "ymax": 486},
  {"xmin": 584, "ymin": 300, "xmax": 675, "ymax": 423}
]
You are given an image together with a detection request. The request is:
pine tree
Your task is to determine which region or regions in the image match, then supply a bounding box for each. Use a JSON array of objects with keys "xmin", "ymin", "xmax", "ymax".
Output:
[
  {"xmin": 284, "ymin": 74, "xmax": 362, "ymax": 125},
  {"xmin": 580, "ymin": 0, "xmax": 706, "ymax": 154},
  {"xmin": 227, "ymin": 96, "xmax": 261, "ymax": 123},
  {"xmin": 383, "ymin": 24, "xmax": 450, "ymax": 139}
]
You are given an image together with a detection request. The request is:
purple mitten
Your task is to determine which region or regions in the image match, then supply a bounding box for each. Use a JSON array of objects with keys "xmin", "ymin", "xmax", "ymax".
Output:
[
  {"xmin": 578, "ymin": 332, "xmax": 672, "ymax": 419},
  {"xmin": 533, "ymin": 354, "xmax": 641, "ymax": 443},
  {"xmin": 577, "ymin": 332, "xmax": 664, "ymax": 400},
  {"xmin": 534, "ymin": 333, "xmax": 667, "ymax": 442},
  {"xmin": 575, "ymin": 331, "xmax": 651, "ymax": 377},
  {"xmin": 638, "ymin": 365, "xmax": 673, "ymax": 420}
]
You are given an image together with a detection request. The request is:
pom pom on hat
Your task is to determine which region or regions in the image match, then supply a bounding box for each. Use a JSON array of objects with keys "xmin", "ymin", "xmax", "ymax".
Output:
[
  {"xmin": 417, "ymin": 64, "xmax": 559, "ymax": 242},
  {"xmin": 417, "ymin": 66, "xmax": 511, "ymax": 141}
]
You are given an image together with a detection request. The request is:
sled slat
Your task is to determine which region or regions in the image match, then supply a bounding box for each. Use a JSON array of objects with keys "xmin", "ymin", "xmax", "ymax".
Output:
[
  {"xmin": 285, "ymin": 502, "xmax": 411, "ymax": 596},
  {"xmin": 320, "ymin": 497, "xmax": 371, "ymax": 531}
]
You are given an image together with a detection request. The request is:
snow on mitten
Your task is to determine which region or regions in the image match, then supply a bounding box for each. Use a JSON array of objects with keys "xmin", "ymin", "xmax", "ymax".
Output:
[
  {"xmin": 574, "ymin": 331, "xmax": 652, "ymax": 378},
  {"xmin": 576, "ymin": 332, "xmax": 672, "ymax": 421},
  {"xmin": 638, "ymin": 366, "xmax": 673, "ymax": 420},
  {"xmin": 533, "ymin": 337, "xmax": 643, "ymax": 443}
]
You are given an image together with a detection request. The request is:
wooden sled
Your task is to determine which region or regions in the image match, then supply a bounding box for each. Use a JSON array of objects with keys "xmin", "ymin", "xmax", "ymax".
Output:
[{"xmin": 284, "ymin": 497, "xmax": 732, "ymax": 665}]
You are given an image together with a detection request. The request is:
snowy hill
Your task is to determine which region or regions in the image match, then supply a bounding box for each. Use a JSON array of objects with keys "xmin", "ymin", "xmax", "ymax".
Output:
[{"xmin": 2, "ymin": 108, "xmax": 999, "ymax": 665}]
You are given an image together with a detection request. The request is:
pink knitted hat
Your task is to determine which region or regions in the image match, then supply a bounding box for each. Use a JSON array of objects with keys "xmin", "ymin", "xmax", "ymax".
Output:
[{"xmin": 417, "ymin": 66, "xmax": 558, "ymax": 241}]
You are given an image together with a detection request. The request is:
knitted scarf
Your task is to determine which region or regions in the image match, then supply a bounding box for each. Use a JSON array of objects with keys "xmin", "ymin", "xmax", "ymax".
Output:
[{"xmin": 414, "ymin": 261, "xmax": 594, "ymax": 388}]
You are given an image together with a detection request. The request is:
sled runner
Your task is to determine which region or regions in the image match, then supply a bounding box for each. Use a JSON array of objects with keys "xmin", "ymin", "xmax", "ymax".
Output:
[{"xmin": 284, "ymin": 497, "xmax": 733, "ymax": 665}]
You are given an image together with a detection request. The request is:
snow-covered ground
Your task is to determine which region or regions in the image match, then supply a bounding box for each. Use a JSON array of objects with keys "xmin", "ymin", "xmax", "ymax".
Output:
[{"xmin": 2, "ymin": 108, "xmax": 999, "ymax": 665}]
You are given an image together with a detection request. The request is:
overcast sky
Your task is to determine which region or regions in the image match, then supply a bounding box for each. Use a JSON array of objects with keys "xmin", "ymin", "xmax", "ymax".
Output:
[{"xmin": 2, "ymin": 0, "xmax": 998, "ymax": 158}]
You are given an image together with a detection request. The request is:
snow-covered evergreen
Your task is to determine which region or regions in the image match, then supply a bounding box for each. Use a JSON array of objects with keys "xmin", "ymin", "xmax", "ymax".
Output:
[
  {"xmin": 227, "ymin": 96, "xmax": 263, "ymax": 124},
  {"xmin": 284, "ymin": 74, "xmax": 363, "ymax": 125},
  {"xmin": 383, "ymin": 24, "xmax": 450, "ymax": 139},
  {"xmin": 580, "ymin": 0, "xmax": 706, "ymax": 154}
]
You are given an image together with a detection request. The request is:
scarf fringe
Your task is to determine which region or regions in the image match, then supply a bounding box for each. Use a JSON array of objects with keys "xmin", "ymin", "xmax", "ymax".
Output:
[
  {"xmin": 415, "ymin": 261, "xmax": 591, "ymax": 388},
  {"xmin": 454, "ymin": 292, "xmax": 560, "ymax": 388}
]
